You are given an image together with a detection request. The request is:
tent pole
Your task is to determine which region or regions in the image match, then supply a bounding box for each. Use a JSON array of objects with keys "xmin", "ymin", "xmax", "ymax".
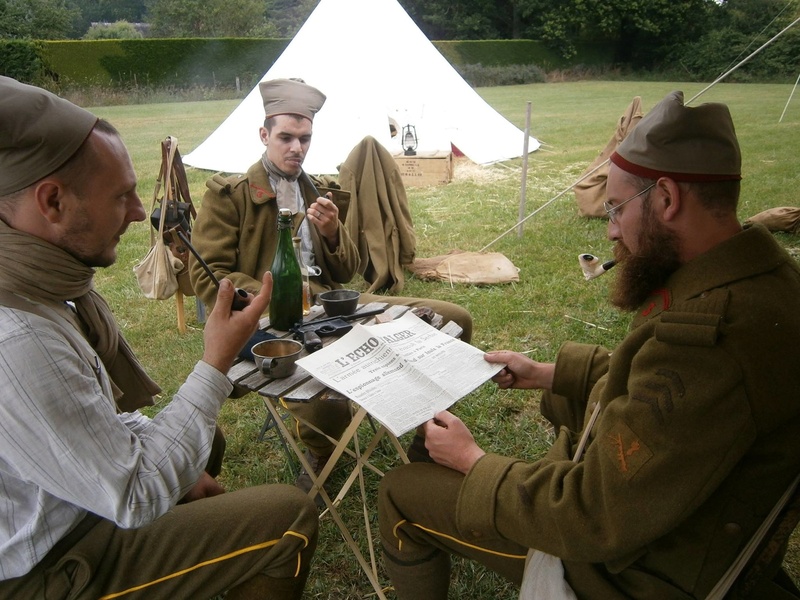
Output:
[
  {"xmin": 518, "ymin": 102, "xmax": 532, "ymax": 238},
  {"xmin": 779, "ymin": 72, "xmax": 800, "ymax": 123},
  {"xmin": 480, "ymin": 162, "xmax": 606, "ymax": 252}
]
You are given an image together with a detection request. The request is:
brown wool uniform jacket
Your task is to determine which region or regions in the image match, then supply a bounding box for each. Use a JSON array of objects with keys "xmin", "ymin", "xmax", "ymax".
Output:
[
  {"xmin": 337, "ymin": 136, "xmax": 416, "ymax": 294},
  {"xmin": 189, "ymin": 161, "xmax": 359, "ymax": 309},
  {"xmin": 459, "ymin": 225, "xmax": 800, "ymax": 598}
]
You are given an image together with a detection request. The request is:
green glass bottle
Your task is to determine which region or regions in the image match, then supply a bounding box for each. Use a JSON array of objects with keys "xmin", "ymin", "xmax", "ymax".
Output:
[{"xmin": 269, "ymin": 208, "xmax": 302, "ymax": 331}]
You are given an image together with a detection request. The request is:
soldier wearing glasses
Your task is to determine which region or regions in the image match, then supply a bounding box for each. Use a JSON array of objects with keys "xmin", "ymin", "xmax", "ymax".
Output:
[{"xmin": 378, "ymin": 91, "xmax": 800, "ymax": 600}]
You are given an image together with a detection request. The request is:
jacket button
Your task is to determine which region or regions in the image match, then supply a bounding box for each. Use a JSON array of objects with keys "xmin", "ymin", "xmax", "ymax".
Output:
[{"xmin": 723, "ymin": 522, "xmax": 742, "ymax": 536}]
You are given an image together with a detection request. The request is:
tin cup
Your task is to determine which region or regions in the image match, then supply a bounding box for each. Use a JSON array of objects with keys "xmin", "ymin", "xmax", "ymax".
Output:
[
  {"xmin": 318, "ymin": 289, "xmax": 360, "ymax": 317},
  {"xmin": 252, "ymin": 339, "xmax": 303, "ymax": 379}
]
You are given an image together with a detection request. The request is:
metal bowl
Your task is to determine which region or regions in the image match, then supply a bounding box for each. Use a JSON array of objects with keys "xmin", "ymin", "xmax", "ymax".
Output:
[{"xmin": 318, "ymin": 289, "xmax": 360, "ymax": 317}]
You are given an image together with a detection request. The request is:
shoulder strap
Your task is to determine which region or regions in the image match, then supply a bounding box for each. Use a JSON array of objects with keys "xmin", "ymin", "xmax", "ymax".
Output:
[
  {"xmin": 170, "ymin": 143, "xmax": 196, "ymax": 220},
  {"xmin": 149, "ymin": 136, "xmax": 197, "ymax": 246},
  {"xmin": 148, "ymin": 137, "xmax": 180, "ymax": 245}
]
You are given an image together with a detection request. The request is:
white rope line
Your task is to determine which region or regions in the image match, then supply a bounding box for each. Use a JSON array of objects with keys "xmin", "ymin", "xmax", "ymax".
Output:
[
  {"xmin": 479, "ymin": 160, "xmax": 606, "ymax": 252},
  {"xmin": 686, "ymin": 14, "xmax": 800, "ymax": 105},
  {"xmin": 714, "ymin": 0, "xmax": 798, "ymax": 78}
]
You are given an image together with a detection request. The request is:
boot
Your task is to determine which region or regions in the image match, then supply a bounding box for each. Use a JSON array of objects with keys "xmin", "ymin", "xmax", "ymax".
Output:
[{"xmin": 294, "ymin": 449, "xmax": 330, "ymax": 508}]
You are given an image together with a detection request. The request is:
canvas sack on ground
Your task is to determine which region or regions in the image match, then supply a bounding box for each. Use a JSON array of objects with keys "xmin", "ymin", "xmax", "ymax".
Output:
[
  {"xmin": 744, "ymin": 206, "xmax": 800, "ymax": 234},
  {"xmin": 408, "ymin": 250, "xmax": 520, "ymax": 285}
]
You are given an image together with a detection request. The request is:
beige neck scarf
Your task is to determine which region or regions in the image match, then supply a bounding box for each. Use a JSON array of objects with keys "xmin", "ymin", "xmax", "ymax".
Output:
[
  {"xmin": 0, "ymin": 219, "xmax": 160, "ymax": 412},
  {"xmin": 261, "ymin": 152, "xmax": 318, "ymax": 267},
  {"xmin": 262, "ymin": 152, "xmax": 301, "ymax": 212}
]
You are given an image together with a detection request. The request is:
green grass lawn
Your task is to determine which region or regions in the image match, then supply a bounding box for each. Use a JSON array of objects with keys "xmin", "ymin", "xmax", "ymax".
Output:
[{"xmin": 88, "ymin": 81, "xmax": 800, "ymax": 598}]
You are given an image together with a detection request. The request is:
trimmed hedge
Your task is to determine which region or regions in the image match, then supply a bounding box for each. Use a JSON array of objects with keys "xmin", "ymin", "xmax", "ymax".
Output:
[
  {"xmin": 0, "ymin": 40, "xmax": 52, "ymax": 84},
  {"xmin": 41, "ymin": 38, "xmax": 291, "ymax": 88},
  {"xmin": 435, "ymin": 39, "xmax": 614, "ymax": 70},
  {"xmin": 1, "ymin": 38, "xmax": 615, "ymax": 88}
]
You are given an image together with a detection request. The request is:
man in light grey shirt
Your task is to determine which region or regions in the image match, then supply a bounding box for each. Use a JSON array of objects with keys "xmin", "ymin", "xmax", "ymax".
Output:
[{"xmin": 0, "ymin": 76, "xmax": 318, "ymax": 600}]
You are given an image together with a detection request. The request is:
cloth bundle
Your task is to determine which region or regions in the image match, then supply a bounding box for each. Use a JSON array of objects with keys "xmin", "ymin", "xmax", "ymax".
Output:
[{"xmin": 407, "ymin": 250, "xmax": 520, "ymax": 285}]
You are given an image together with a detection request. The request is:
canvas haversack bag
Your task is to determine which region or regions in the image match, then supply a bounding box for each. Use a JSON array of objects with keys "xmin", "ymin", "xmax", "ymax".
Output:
[{"xmin": 133, "ymin": 136, "xmax": 192, "ymax": 300}]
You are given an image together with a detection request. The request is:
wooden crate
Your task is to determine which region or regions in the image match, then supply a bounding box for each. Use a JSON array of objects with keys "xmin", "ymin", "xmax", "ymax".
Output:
[{"xmin": 393, "ymin": 153, "xmax": 453, "ymax": 187}]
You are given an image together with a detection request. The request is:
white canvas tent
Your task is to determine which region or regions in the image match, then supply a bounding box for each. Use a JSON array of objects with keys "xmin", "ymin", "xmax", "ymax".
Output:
[{"xmin": 183, "ymin": 0, "xmax": 540, "ymax": 175}]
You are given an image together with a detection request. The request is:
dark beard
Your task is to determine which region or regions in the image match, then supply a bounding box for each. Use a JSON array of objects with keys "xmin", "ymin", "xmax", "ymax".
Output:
[{"xmin": 610, "ymin": 207, "xmax": 682, "ymax": 311}]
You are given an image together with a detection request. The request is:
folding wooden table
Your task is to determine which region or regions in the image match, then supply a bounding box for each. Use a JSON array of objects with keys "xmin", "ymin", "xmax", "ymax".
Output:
[{"xmin": 226, "ymin": 301, "xmax": 462, "ymax": 599}]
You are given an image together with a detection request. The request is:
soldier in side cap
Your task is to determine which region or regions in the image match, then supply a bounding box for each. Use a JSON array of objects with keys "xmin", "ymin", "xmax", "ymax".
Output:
[
  {"xmin": 189, "ymin": 78, "xmax": 474, "ymax": 501},
  {"xmin": 0, "ymin": 76, "xmax": 318, "ymax": 600},
  {"xmin": 378, "ymin": 90, "xmax": 800, "ymax": 599}
]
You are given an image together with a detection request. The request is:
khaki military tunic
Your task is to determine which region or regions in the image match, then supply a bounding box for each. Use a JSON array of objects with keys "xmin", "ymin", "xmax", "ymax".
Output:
[
  {"xmin": 381, "ymin": 224, "xmax": 800, "ymax": 599},
  {"xmin": 189, "ymin": 161, "xmax": 359, "ymax": 310}
]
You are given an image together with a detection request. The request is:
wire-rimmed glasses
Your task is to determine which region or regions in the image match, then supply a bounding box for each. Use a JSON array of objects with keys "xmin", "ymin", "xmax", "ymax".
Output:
[{"xmin": 603, "ymin": 183, "xmax": 655, "ymax": 224}]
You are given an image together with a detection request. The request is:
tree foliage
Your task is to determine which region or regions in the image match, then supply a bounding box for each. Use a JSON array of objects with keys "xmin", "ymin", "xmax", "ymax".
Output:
[
  {"xmin": 1, "ymin": 0, "xmax": 796, "ymax": 79},
  {"xmin": 671, "ymin": 0, "xmax": 800, "ymax": 81},
  {"xmin": 82, "ymin": 19, "xmax": 143, "ymax": 39},
  {"xmin": 399, "ymin": 0, "xmax": 518, "ymax": 40},
  {"xmin": 146, "ymin": 0, "xmax": 275, "ymax": 38},
  {"xmin": 74, "ymin": 0, "xmax": 146, "ymax": 23},
  {"xmin": 264, "ymin": 0, "xmax": 317, "ymax": 37},
  {"xmin": 0, "ymin": 0, "xmax": 80, "ymax": 39},
  {"xmin": 398, "ymin": 0, "xmax": 798, "ymax": 75}
]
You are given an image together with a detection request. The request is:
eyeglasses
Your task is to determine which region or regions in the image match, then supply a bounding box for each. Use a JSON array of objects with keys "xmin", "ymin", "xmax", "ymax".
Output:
[{"xmin": 603, "ymin": 183, "xmax": 655, "ymax": 224}]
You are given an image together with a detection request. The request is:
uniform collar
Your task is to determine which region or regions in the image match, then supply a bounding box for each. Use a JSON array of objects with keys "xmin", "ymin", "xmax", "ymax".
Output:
[
  {"xmin": 633, "ymin": 224, "xmax": 787, "ymax": 322},
  {"xmin": 667, "ymin": 224, "xmax": 787, "ymax": 300},
  {"xmin": 246, "ymin": 161, "xmax": 277, "ymax": 205}
]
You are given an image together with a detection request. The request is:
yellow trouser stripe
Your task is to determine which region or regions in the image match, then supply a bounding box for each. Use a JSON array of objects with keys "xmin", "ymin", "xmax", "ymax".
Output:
[
  {"xmin": 393, "ymin": 519, "xmax": 527, "ymax": 561},
  {"xmin": 99, "ymin": 530, "xmax": 309, "ymax": 599},
  {"xmin": 277, "ymin": 397, "xmax": 302, "ymax": 441}
]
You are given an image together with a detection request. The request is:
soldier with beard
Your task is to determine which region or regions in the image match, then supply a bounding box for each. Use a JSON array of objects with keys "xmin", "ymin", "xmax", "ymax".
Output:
[{"xmin": 377, "ymin": 91, "xmax": 800, "ymax": 599}]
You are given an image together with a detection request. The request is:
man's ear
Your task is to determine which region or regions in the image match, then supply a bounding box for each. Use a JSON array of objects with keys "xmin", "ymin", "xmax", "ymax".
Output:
[
  {"xmin": 259, "ymin": 126, "xmax": 269, "ymax": 146},
  {"xmin": 33, "ymin": 180, "xmax": 67, "ymax": 223},
  {"xmin": 657, "ymin": 177, "xmax": 682, "ymax": 222}
]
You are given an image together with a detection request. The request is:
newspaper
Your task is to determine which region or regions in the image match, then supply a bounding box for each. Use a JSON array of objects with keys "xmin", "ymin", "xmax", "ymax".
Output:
[{"xmin": 296, "ymin": 311, "xmax": 505, "ymax": 437}]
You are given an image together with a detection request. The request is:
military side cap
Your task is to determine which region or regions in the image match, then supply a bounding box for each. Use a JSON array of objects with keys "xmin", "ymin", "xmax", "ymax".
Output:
[
  {"xmin": 0, "ymin": 76, "xmax": 98, "ymax": 196},
  {"xmin": 610, "ymin": 90, "xmax": 741, "ymax": 182},
  {"xmin": 259, "ymin": 78, "xmax": 326, "ymax": 121}
]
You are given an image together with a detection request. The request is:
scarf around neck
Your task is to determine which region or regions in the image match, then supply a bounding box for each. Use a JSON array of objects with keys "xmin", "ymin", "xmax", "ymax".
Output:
[
  {"xmin": 261, "ymin": 153, "xmax": 319, "ymax": 268},
  {"xmin": 262, "ymin": 152, "xmax": 298, "ymax": 183},
  {"xmin": 0, "ymin": 219, "xmax": 160, "ymax": 412}
]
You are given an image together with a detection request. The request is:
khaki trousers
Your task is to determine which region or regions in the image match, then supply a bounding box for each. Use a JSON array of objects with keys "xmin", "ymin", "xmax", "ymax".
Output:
[
  {"xmin": 378, "ymin": 462, "xmax": 526, "ymax": 600},
  {"xmin": 0, "ymin": 484, "xmax": 318, "ymax": 600}
]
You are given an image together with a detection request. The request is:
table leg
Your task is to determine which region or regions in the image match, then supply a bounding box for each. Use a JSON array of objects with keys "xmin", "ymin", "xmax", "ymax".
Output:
[{"xmin": 262, "ymin": 400, "xmax": 392, "ymax": 599}]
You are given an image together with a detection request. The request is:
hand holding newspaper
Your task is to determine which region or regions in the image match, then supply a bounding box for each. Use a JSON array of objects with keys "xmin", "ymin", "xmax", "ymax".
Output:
[{"xmin": 296, "ymin": 311, "xmax": 505, "ymax": 437}]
